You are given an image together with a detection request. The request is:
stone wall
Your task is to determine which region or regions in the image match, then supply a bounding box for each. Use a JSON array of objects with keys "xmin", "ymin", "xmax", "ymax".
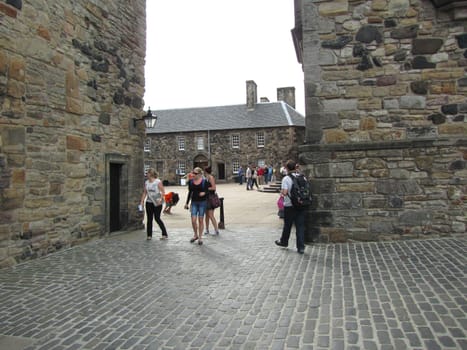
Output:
[
  {"xmin": 0, "ymin": 0, "xmax": 147, "ymax": 267},
  {"xmin": 294, "ymin": 0, "xmax": 466, "ymax": 242},
  {"xmin": 146, "ymin": 127, "xmax": 305, "ymax": 184}
]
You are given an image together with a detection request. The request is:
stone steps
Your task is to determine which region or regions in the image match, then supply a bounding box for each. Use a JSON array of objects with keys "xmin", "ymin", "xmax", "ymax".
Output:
[{"xmin": 259, "ymin": 181, "xmax": 281, "ymax": 193}]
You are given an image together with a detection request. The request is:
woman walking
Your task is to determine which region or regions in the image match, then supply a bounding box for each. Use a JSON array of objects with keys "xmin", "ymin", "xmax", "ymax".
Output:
[
  {"xmin": 140, "ymin": 168, "xmax": 168, "ymax": 240},
  {"xmin": 204, "ymin": 166, "xmax": 220, "ymax": 236},
  {"xmin": 184, "ymin": 167, "xmax": 209, "ymax": 245}
]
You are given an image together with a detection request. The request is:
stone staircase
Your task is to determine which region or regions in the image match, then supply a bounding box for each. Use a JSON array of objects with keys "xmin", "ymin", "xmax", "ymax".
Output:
[{"xmin": 259, "ymin": 181, "xmax": 281, "ymax": 193}]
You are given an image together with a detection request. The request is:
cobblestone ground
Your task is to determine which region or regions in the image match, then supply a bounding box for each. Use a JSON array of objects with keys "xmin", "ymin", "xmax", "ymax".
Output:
[{"xmin": 0, "ymin": 229, "xmax": 466, "ymax": 350}]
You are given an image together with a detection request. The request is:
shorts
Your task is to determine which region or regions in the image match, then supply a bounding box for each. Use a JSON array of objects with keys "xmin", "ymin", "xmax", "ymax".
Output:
[{"xmin": 190, "ymin": 200, "xmax": 207, "ymax": 217}]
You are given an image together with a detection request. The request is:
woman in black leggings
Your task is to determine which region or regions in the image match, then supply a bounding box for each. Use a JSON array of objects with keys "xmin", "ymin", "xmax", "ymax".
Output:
[{"xmin": 140, "ymin": 168, "xmax": 168, "ymax": 240}]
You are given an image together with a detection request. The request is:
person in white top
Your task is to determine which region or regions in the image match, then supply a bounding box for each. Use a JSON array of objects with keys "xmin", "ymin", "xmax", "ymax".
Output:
[
  {"xmin": 275, "ymin": 160, "xmax": 306, "ymax": 254},
  {"xmin": 140, "ymin": 168, "xmax": 168, "ymax": 240}
]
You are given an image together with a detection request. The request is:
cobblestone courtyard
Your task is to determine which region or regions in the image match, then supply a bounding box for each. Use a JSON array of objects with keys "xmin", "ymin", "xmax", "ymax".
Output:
[{"xmin": 0, "ymin": 226, "xmax": 466, "ymax": 349}]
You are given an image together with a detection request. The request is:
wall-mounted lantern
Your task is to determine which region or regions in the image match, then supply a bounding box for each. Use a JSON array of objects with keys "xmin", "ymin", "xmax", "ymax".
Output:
[{"xmin": 134, "ymin": 107, "xmax": 157, "ymax": 129}]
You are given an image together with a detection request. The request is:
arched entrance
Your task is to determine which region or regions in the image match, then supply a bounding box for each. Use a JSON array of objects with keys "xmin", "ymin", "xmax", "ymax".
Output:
[{"xmin": 193, "ymin": 154, "xmax": 209, "ymax": 172}]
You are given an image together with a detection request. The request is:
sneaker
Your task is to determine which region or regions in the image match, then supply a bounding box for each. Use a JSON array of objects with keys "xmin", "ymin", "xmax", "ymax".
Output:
[
  {"xmin": 160, "ymin": 236, "xmax": 168, "ymax": 240},
  {"xmin": 215, "ymin": 230, "xmax": 219, "ymax": 235},
  {"xmin": 298, "ymin": 249, "xmax": 304, "ymax": 254},
  {"xmin": 147, "ymin": 237, "xmax": 152, "ymax": 240},
  {"xmin": 275, "ymin": 240, "xmax": 287, "ymax": 247}
]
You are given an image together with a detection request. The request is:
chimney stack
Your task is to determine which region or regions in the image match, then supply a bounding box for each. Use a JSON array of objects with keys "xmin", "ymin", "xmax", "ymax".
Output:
[
  {"xmin": 277, "ymin": 87, "xmax": 296, "ymax": 109},
  {"xmin": 246, "ymin": 80, "xmax": 257, "ymax": 110}
]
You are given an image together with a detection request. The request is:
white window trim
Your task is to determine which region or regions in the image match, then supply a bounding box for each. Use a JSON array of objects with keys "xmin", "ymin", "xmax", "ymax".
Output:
[
  {"xmin": 197, "ymin": 136, "xmax": 204, "ymax": 150},
  {"xmin": 144, "ymin": 138, "xmax": 151, "ymax": 152},
  {"xmin": 178, "ymin": 137, "xmax": 185, "ymax": 151},
  {"xmin": 231, "ymin": 134, "xmax": 240, "ymax": 149},
  {"xmin": 256, "ymin": 132, "xmax": 265, "ymax": 148}
]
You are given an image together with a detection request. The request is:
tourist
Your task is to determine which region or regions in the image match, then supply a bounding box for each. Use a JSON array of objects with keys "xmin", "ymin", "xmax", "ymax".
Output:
[
  {"xmin": 184, "ymin": 167, "xmax": 209, "ymax": 245},
  {"xmin": 204, "ymin": 166, "xmax": 220, "ymax": 236},
  {"xmin": 140, "ymin": 168, "xmax": 168, "ymax": 240}
]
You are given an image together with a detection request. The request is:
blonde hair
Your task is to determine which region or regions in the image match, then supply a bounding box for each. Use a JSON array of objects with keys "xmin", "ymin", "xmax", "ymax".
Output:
[
  {"xmin": 146, "ymin": 168, "xmax": 158, "ymax": 178},
  {"xmin": 193, "ymin": 167, "xmax": 203, "ymax": 175}
]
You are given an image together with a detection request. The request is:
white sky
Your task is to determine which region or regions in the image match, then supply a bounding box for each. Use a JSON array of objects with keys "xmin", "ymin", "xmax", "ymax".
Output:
[{"xmin": 144, "ymin": 0, "xmax": 305, "ymax": 115}]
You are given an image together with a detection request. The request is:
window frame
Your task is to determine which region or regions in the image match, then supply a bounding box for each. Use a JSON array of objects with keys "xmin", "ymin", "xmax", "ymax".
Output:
[
  {"xmin": 144, "ymin": 138, "xmax": 151, "ymax": 153},
  {"xmin": 197, "ymin": 136, "xmax": 204, "ymax": 151},
  {"xmin": 256, "ymin": 131, "xmax": 265, "ymax": 148},
  {"xmin": 232, "ymin": 159, "xmax": 240, "ymax": 174},
  {"xmin": 178, "ymin": 136, "xmax": 185, "ymax": 151},
  {"xmin": 231, "ymin": 134, "xmax": 240, "ymax": 149},
  {"xmin": 177, "ymin": 160, "xmax": 186, "ymax": 175},
  {"xmin": 144, "ymin": 161, "xmax": 151, "ymax": 176}
]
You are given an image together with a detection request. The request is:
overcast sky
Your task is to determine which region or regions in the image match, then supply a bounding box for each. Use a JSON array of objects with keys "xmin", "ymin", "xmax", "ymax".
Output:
[{"xmin": 144, "ymin": 0, "xmax": 305, "ymax": 115}]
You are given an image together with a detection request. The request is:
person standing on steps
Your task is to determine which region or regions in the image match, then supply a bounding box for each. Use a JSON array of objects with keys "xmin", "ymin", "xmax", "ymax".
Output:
[
  {"xmin": 184, "ymin": 167, "xmax": 209, "ymax": 245},
  {"xmin": 140, "ymin": 168, "xmax": 168, "ymax": 241},
  {"xmin": 204, "ymin": 166, "xmax": 219, "ymax": 236}
]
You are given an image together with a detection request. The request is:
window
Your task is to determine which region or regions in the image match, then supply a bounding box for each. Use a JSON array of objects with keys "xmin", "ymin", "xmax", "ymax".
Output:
[
  {"xmin": 258, "ymin": 159, "xmax": 265, "ymax": 168},
  {"xmin": 232, "ymin": 160, "xmax": 240, "ymax": 174},
  {"xmin": 156, "ymin": 161, "xmax": 163, "ymax": 175},
  {"xmin": 231, "ymin": 134, "xmax": 240, "ymax": 148},
  {"xmin": 144, "ymin": 138, "xmax": 151, "ymax": 152},
  {"xmin": 197, "ymin": 136, "xmax": 204, "ymax": 150},
  {"xmin": 144, "ymin": 161, "xmax": 151, "ymax": 176},
  {"xmin": 177, "ymin": 160, "xmax": 186, "ymax": 175},
  {"xmin": 256, "ymin": 131, "xmax": 265, "ymax": 148},
  {"xmin": 178, "ymin": 137, "xmax": 185, "ymax": 151}
]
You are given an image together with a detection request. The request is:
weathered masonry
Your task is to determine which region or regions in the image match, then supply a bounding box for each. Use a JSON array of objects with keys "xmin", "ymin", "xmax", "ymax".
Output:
[
  {"xmin": 293, "ymin": 0, "xmax": 466, "ymax": 242},
  {"xmin": 0, "ymin": 0, "xmax": 147, "ymax": 266}
]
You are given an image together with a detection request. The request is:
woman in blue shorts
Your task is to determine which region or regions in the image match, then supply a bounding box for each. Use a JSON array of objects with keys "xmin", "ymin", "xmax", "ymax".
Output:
[{"xmin": 184, "ymin": 167, "xmax": 209, "ymax": 245}]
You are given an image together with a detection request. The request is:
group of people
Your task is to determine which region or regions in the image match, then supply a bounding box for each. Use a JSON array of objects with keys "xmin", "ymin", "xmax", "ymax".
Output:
[
  {"xmin": 139, "ymin": 166, "xmax": 219, "ymax": 245},
  {"xmin": 237, "ymin": 164, "xmax": 277, "ymax": 190},
  {"xmin": 140, "ymin": 160, "xmax": 306, "ymax": 254}
]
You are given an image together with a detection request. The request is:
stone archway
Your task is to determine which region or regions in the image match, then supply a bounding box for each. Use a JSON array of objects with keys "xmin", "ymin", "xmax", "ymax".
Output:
[{"xmin": 193, "ymin": 154, "xmax": 209, "ymax": 172}]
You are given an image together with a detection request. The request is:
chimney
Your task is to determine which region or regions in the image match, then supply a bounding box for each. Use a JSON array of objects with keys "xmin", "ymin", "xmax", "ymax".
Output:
[
  {"xmin": 260, "ymin": 97, "xmax": 270, "ymax": 103},
  {"xmin": 246, "ymin": 80, "xmax": 257, "ymax": 110},
  {"xmin": 277, "ymin": 87, "xmax": 296, "ymax": 109}
]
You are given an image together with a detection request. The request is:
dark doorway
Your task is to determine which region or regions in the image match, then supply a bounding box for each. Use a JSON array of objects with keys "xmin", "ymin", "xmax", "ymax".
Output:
[
  {"xmin": 217, "ymin": 163, "xmax": 225, "ymax": 180},
  {"xmin": 109, "ymin": 163, "xmax": 122, "ymax": 232}
]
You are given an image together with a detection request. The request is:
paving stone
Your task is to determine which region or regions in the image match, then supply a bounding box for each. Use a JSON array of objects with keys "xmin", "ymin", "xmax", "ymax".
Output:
[{"xmin": 0, "ymin": 232, "xmax": 465, "ymax": 349}]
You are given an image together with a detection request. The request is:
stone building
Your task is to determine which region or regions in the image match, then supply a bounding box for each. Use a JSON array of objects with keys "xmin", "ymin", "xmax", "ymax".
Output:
[
  {"xmin": 292, "ymin": 0, "xmax": 467, "ymax": 242},
  {"xmin": 0, "ymin": 0, "xmax": 147, "ymax": 266},
  {"xmin": 144, "ymin": 81, "xmax": 305, "ymax": 183}
]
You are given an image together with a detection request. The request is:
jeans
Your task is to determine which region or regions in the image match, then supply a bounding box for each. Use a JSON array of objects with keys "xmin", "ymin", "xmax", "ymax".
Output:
[
  {"xmin": 146, "ymin": 201, "xmax": 167, "ymax": 237},
  {"xmin": 280, "ymin": 206, "xmax": 305, "ymax": 251},
  {"xmin": 190, "ymin": 200, "xmax": 207, "ymax": 217}
]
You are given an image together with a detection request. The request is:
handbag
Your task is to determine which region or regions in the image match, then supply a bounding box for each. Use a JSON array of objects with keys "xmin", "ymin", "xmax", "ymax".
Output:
[
  {"xmin": 209, "ymin": 192, "xmax": 221, "ymax": 209},
  {"xmin": 277, "ymin": 196, "xmax": 284, "ymax": 210}
]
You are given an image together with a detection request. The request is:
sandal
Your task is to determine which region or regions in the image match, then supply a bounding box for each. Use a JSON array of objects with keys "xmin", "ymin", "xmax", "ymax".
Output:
[
  {"xmin": 198, "ymin": 240, "xmax": 203, "ymax": 245},
  {"xmin": 190, "ymin": 237, "xmax": 198, "ymax": 243}
]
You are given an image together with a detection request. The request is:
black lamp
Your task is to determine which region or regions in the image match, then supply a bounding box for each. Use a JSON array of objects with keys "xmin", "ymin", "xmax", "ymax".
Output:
[{"xmin": 134, "ymin": 107, "xmax": 157, "ymax": 129}]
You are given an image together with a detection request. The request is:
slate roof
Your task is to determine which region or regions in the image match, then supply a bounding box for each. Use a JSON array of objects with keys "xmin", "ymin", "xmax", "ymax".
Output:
[{"xmin": 147, "ymin": 102, "xmax": 305, "ymax": 134}]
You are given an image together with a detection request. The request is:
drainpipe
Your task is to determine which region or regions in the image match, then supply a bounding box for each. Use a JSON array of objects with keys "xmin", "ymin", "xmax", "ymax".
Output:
[{"xmin": 208, "ymin": 130, "xmax": 211, "ymax": 164}]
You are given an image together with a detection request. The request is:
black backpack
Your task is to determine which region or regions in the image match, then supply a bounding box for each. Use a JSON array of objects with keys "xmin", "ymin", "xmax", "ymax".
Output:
[{"xmin": 288, "ymin": 174, "xmax": 312, "ymax": 209}]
